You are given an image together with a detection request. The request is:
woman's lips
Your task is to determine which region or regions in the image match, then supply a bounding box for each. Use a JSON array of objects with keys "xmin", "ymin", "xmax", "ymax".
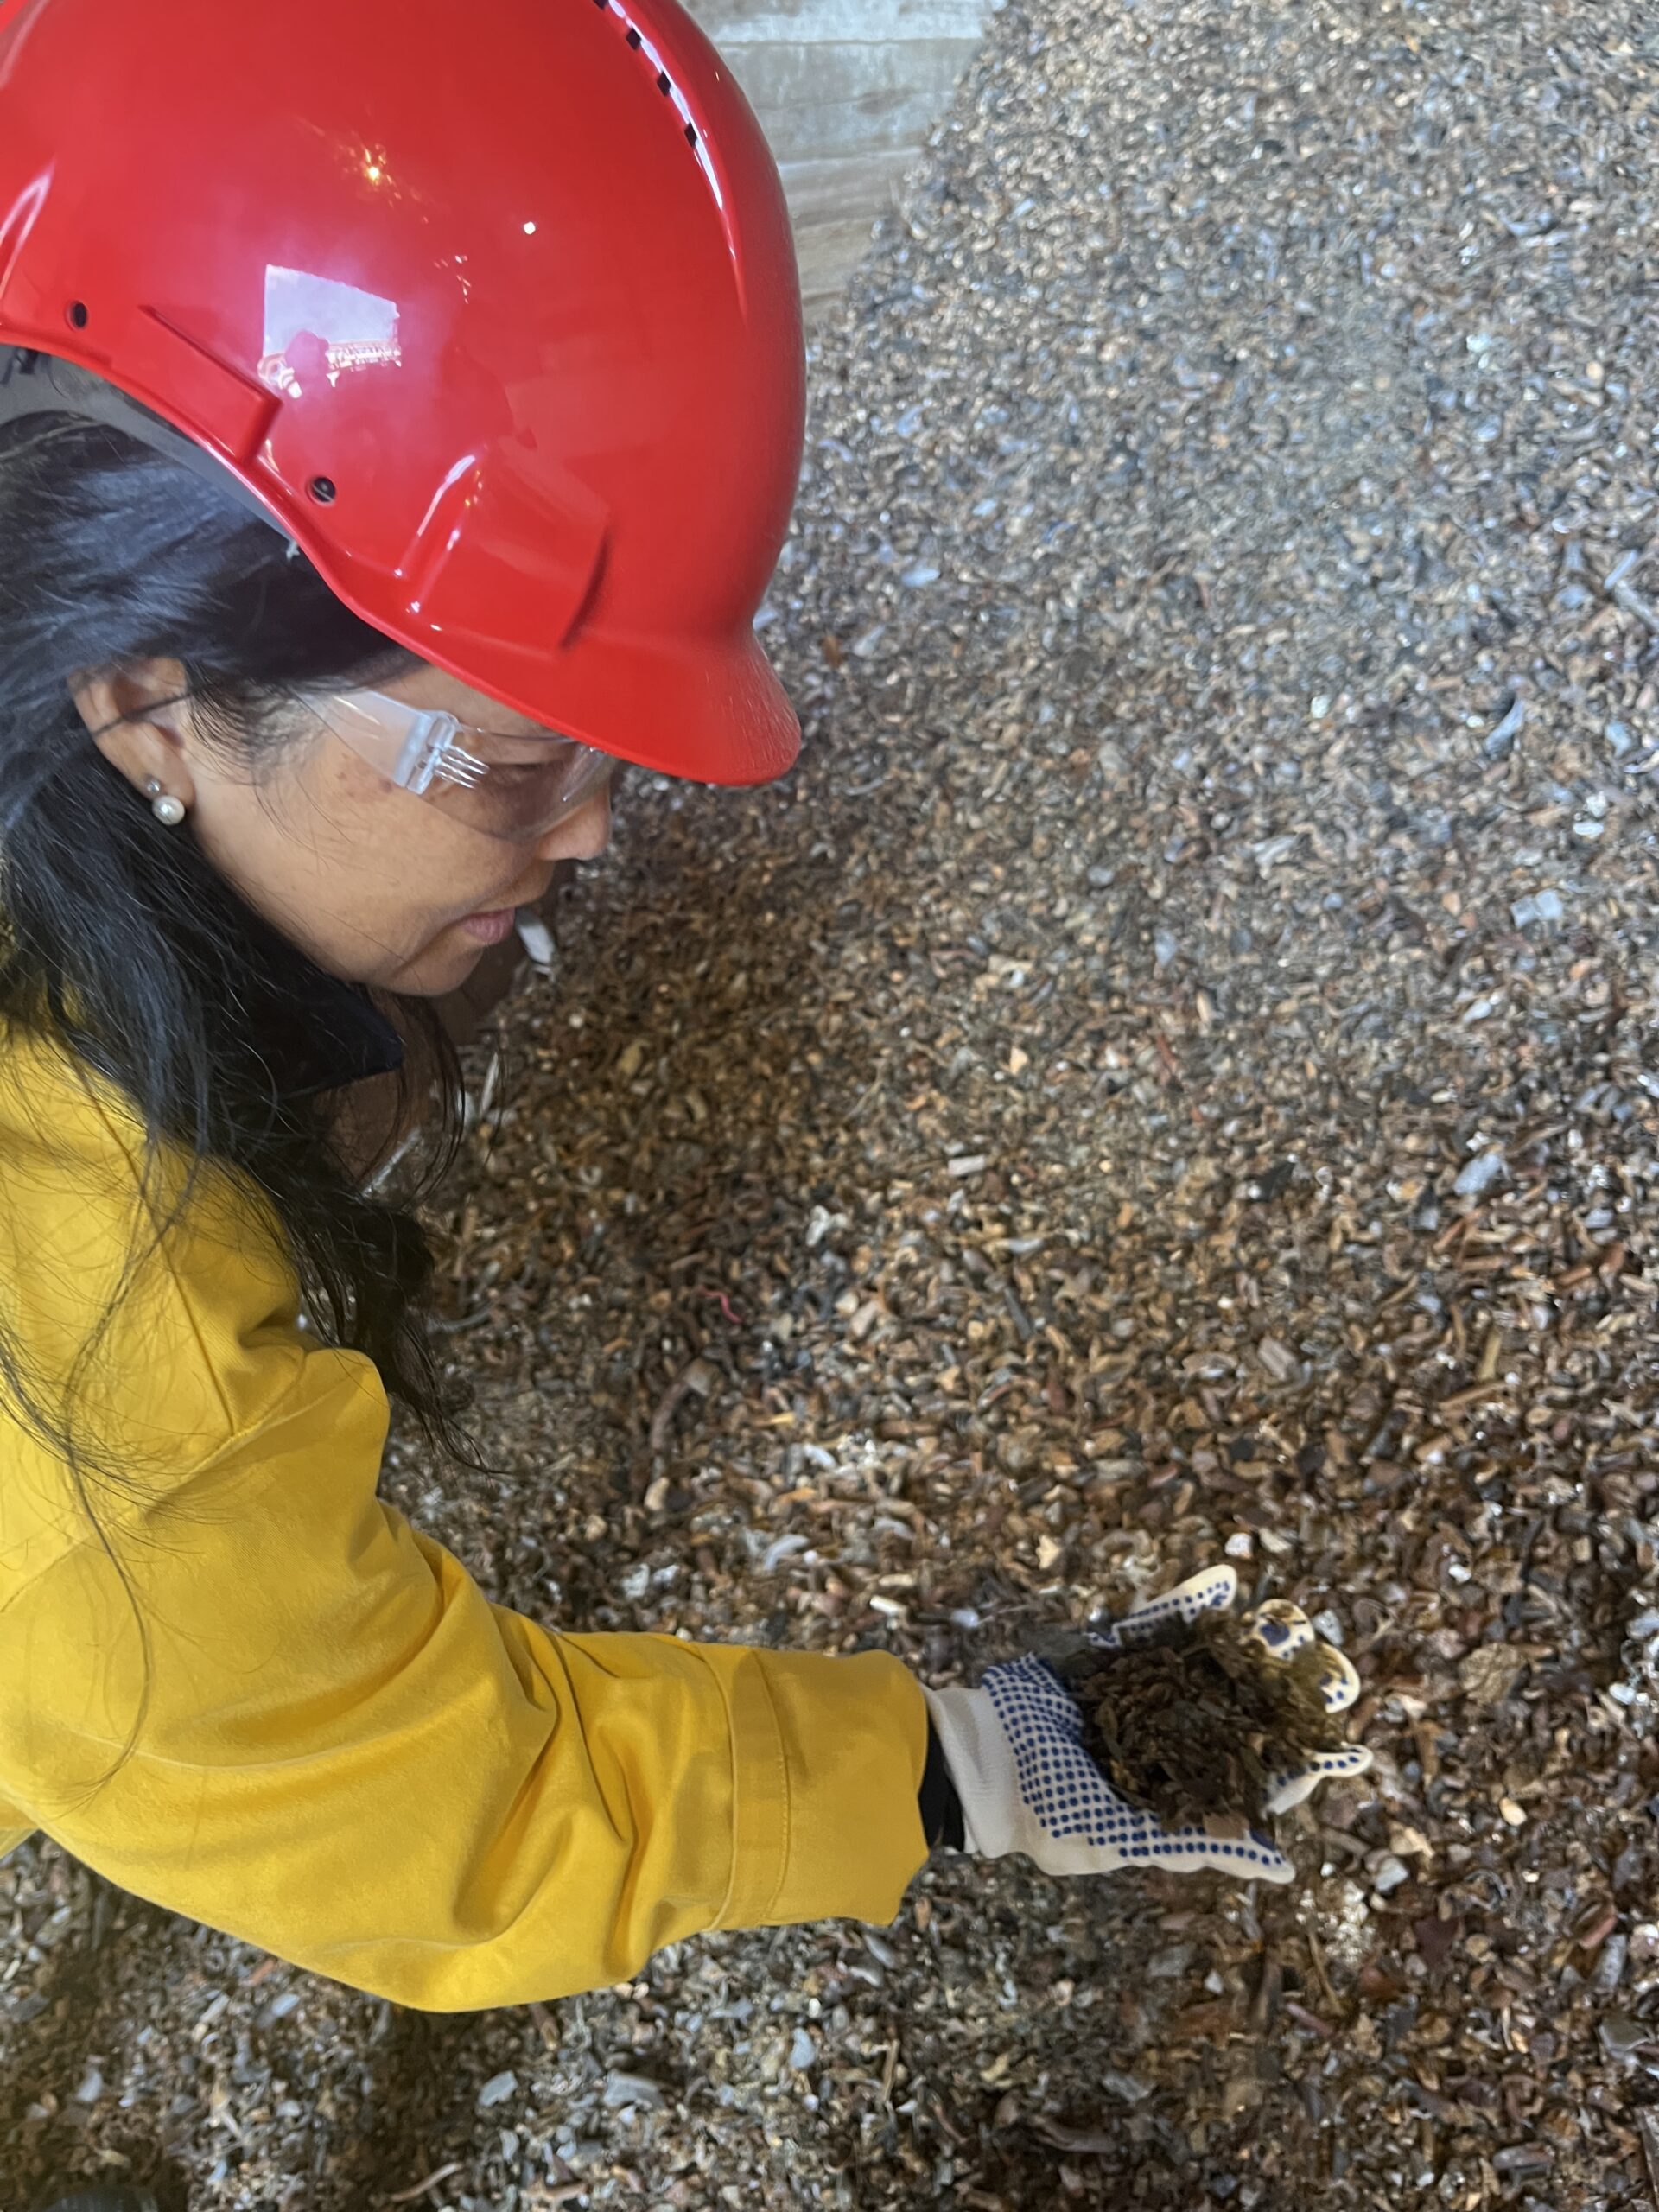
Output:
[{"xmin": 459, "ymin": 906, "xmax": 518, "ymax": 944}]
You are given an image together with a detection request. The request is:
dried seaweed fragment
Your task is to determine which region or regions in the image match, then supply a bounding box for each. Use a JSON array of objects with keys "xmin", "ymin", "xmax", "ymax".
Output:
[{"xmin": 1053, "ymin": 1611, "xmax": 1344, "ymax": 1829}]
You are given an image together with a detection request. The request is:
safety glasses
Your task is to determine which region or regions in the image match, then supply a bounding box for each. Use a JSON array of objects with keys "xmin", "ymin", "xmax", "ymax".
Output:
[{"xmin": 303, "ymin": 687, "xmax": 620, "ymax": 844}]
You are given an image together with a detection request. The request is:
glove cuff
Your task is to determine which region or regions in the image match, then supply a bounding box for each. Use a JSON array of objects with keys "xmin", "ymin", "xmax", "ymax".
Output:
[
  {"xmin": 918, "ymin": 1713, "xmax": 965, "ymax": 1849},
  {"xmin": 919, "ymin": 1683, "xmax": 1021, "ymax": 1859}
]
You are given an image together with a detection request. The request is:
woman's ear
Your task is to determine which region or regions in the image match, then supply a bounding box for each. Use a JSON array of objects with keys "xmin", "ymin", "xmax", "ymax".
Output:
[{"xmin": 69, "ymin": 659, "xmax": 195, "ymax": 801}]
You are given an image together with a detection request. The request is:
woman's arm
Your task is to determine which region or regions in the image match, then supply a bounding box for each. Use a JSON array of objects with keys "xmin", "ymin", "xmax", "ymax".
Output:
[{"xmin": 1, "ymin": 1338, "xmax": 931, "ymax": 2010}]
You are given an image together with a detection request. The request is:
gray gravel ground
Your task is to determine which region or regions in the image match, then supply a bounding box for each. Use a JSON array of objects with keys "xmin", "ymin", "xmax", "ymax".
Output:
[{"xmin": 7, "ymin": 0, "xmax": 1659, "ymax": 2206}]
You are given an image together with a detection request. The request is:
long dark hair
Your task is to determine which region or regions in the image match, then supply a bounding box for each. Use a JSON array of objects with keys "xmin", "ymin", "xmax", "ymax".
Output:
[{"xmin": 0, "ymin": 397, "xmax": 492, "ymax": 1510}]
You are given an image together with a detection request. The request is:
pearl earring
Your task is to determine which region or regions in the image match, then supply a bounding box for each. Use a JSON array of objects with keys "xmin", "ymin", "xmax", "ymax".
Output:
[{"xmin": 143, "ymin": 775, "xmax": 186, "ymax": 827}]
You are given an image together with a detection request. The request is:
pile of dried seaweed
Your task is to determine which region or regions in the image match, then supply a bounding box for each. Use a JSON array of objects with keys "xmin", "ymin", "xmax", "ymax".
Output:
[{"xmin": 1056, "ymin": 1613, "xmax": 1344, "ymax": 1829}]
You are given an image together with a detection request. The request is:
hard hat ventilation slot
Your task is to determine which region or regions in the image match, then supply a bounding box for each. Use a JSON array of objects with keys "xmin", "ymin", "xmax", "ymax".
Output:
[{"xmin": 591, "ymin": 0, "xmax": 724, "ymax": 211}]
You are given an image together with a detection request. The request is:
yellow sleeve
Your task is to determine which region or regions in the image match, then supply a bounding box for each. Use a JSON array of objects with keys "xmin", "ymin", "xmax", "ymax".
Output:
[{"xmin": 0, "ymin": 1338, "xmax": 931, "ymax": 2009}]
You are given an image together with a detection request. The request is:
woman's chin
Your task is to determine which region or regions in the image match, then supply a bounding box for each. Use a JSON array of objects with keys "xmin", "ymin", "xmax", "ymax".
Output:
[{"xmin": 382, "ymin": 930, "xmax": 497, "ymax": 996}]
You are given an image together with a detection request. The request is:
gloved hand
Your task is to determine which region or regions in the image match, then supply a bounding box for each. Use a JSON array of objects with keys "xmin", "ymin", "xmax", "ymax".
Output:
[{"xmin": 920, "ymin": 1565, "xmax": 1371, "ymax": 1885}]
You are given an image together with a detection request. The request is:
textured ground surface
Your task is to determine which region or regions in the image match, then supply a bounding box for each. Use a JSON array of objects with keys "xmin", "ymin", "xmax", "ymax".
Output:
[{"xmin": 6, "ymin": 0, "xmax": 1659, "ymax": 2206}]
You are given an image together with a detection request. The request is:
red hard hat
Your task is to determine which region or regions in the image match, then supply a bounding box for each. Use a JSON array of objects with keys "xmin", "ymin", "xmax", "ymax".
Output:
[{"xmin": 0, "ymin": 0, "xmax": 805, "ymax": 784}]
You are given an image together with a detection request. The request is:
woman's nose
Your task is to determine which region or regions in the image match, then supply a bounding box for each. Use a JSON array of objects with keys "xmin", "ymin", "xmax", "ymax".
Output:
[{"xmin": 535, "ymin": 787, "xmax": 613, "ymax": 864}]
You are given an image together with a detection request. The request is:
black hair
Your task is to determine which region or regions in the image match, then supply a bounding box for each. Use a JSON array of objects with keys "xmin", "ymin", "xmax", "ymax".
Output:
[{"xmin": 0, "ymin": 394, "xmax": 493, "ymax": 1530}]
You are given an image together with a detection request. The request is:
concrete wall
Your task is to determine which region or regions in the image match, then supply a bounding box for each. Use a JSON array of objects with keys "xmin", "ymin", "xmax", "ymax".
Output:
[{"xmin": 684, "ymin": 0, "xmax": 991, "ymax": 320}]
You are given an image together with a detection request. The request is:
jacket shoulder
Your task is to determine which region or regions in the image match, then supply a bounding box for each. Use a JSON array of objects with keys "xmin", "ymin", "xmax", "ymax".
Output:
[{"xmin": 0, "ymin": 1022, "xmax": 312, "ymax": 1524}]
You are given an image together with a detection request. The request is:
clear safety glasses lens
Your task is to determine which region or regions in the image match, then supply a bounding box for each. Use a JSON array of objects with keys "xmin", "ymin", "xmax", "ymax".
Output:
[{"xmin": 308, "ymin": 688, "xmax": 618, "ymax": 842}]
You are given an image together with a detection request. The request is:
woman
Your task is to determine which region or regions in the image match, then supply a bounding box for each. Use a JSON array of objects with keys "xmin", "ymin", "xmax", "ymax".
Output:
[{"xmin": 0, "ymin": 1, "xmax": 1369, "ymax": 2204}]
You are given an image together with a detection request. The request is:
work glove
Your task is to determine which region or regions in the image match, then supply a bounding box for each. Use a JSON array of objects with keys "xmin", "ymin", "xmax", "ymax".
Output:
[{"xmin": 920, "ymin": 1565, "xmax": 1371, "ymax": 1884}]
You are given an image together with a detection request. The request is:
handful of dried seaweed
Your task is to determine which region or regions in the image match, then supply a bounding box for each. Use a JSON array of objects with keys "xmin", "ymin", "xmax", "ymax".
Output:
[{"xmin": 1052, "ymin": 1610, "xmax": 1345, "ymax": 1830}]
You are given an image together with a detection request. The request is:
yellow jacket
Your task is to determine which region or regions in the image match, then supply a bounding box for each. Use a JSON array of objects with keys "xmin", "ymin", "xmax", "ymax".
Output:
[{"xmin": 0, "ymin": 1021, "xmax": 929, "ymax": 2007}]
